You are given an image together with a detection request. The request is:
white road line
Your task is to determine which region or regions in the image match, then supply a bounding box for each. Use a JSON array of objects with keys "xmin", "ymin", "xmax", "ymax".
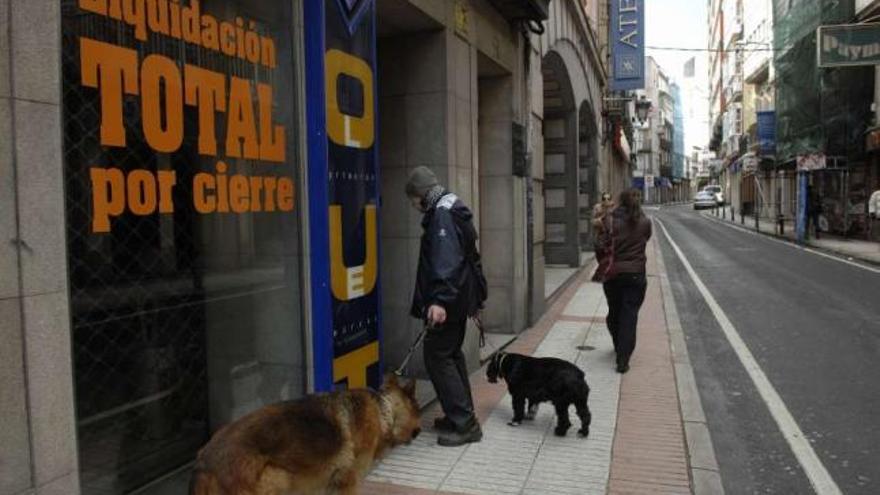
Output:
[
  {"xmin": 656, "ymin": 217, "xmax": 843, "ymax": 495},
  {"xmin": 700, "ymin": 212, "xmax": 880, "ymax": 275}
]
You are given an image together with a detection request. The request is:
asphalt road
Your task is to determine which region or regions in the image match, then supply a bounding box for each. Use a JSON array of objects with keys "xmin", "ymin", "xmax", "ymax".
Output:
[{"xmin": 652, "ymin": 205, "xmax": 880, "ymax": 495}]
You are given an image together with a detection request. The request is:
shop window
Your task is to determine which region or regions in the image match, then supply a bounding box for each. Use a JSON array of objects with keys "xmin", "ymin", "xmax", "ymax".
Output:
[{"xmin": 61, "ymin": 1, "xmax": 304, "ymax": 492}]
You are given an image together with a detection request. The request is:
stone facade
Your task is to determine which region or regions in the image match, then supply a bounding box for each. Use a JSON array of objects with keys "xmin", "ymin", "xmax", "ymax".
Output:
[{"xmin": 1, "ymin": 1, "xmax": 81, "ymax": 493}]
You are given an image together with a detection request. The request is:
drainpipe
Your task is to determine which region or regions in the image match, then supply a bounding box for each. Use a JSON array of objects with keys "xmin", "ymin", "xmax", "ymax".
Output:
[{"xmin": 521, "ymin": 21, "xmax": 535, "ymax": 327}]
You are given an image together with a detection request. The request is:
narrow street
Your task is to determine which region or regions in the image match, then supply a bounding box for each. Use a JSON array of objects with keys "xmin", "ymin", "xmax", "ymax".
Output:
[{"xmin": 654, "ymin": 205, "xmax": 880, "ymax": 494}]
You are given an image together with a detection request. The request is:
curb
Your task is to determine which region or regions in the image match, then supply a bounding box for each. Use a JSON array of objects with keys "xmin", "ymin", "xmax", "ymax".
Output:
[
  {"xmin": 652, "ymin": 230, "xmax": 725, "ymax": 495},
  {"xmin": 701, "ymin": 210, "xmax": 880, "ymax": 269}
]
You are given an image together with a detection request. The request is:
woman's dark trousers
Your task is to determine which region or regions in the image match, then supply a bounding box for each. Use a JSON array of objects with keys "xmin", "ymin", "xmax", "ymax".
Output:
[{"xmin": 602, "ymin": 273, "xmax": 648, "ymax": 366}]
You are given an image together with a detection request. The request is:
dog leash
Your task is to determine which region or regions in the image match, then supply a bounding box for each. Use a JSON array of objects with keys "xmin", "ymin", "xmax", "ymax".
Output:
[
  {"xmin": 393, "ymin": 323, "xmax": 430, "ymax": 376},
  {"xmin": 472, "ymin": 313, "xmax": 487, "ymax": 348},
  {"xmin": 393, "ymin": 315, "xmax": 487, "ymax": 376}
]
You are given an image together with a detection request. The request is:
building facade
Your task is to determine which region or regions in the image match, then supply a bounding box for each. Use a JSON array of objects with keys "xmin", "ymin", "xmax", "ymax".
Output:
[
  {"xmin": 633, "ymin": 57, "xmax": 675, "ymax": 204},
  {"xmin": 708, "ymin": 0, "xmax": 742, "ymax": 202},
  {"xmin": 671, "ymin": 82, "xmax": 691, "ymax": 202},
  {"xmin": 772, "ymin": 0, "xmax": 874, "ymax": 237},
  {"xmin": 703, "ymin": 0, "xmax": 878, "ymax": 238},
  {"xmin": 595, "ymin": 0, "xmax": 637, "ymax": 203},
  {"xmin": 857, "ymin": 0, "xmax": 880, "ymax": 240}
]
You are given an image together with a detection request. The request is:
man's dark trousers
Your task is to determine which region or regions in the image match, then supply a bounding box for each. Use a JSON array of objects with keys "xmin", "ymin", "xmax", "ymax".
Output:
[
  {"xmin": 424, "ymin": 317, "xmax": 476, "ymax": 431},
  {"xmin": 602, "ymin": 273, "xmax": 647, "ymax": 363}
]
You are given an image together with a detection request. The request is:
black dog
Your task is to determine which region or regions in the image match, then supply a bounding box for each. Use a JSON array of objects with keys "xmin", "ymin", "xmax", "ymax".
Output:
[{"xmin": 486, "ymin": 352, "xmax": 591, "ymax": 437}]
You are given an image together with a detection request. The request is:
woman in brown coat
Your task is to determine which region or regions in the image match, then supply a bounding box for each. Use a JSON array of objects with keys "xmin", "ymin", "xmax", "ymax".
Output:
[{"xmin": 601, "ymin": 189, "xmax": 652, "ymax": 373}]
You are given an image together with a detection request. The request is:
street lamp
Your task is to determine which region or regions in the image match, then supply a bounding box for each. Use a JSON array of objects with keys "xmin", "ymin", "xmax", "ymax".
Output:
[
  {"xmin": 633, "ymin": 96, "xmax": 653, "ymax": 202},
  {"xmin": 635, "ymin": 96, "xmax": 652, "ymax": 124}
]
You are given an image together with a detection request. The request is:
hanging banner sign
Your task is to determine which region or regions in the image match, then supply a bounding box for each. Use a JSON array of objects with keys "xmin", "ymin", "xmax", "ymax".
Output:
[
  {"xmin": 610, "ymin": 0, "xmax": 645, "ymax": 91},
  {"xmin": 305, "ymin": 0, "xmax": 382, "ymax": 392},
  {"xmin": 817, "ymin": 23, "xmax": 880, "ymax": 68},
  {"xmin": 756, "ymin": 110, "xmax": 776, "ymax": 156}
]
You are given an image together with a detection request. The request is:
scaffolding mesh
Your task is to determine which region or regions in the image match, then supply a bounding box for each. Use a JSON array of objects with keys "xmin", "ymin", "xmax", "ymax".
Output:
[{"xmin": 772, "ymin": 0, "xmax": 874, "ymax": 164}]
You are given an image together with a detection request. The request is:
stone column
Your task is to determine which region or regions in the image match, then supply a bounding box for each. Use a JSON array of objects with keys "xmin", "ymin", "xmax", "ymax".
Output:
[
  {"xmin": 1, "ymin": 1, "xmax": 80, "ymax": 494},
  {"xmin": 479, "ymin": 76, "xmax": 521, "ymax": 334},
  {"xmin": 377, "ymin": 20, "xmax": 486, "ymax": 373}
]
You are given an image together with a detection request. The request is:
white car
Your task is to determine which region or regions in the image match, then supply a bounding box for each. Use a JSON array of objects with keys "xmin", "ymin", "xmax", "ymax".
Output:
[
  {"xmin": 702, "ymin": 185, "xmax": 725, "ymax": 206},
  {"xmin": 693, "ymin": 190, "xmax": 717, "ymax": 210}
]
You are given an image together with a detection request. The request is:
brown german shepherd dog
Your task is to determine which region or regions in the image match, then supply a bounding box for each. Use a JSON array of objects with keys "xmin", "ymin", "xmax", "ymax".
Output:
[{"xmin": 189, "ymin": 374, "xmax": 421, "ymax": 495}]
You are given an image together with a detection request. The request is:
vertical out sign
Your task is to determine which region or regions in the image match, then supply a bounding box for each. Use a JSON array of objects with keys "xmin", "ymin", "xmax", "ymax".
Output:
[
  {"xmin": 611, "ymin": 0, "xmax": 645, "ymax": 91},
  {"xmin": 305, "ymin": 0, "xmax": 381, "ymax": 392}
]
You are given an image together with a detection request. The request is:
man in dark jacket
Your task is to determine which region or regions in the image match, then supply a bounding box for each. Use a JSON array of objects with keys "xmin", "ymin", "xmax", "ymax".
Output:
[{"xmin": 406, "ymin": 166, "xmax": 485, "ymax": 446}]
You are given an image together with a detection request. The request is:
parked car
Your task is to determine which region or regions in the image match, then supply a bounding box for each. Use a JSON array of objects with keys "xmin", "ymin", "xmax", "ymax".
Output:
[
  {"xmin": 702, "ymin": 185, "xmax": 725, "ymax": 206},
  {"xmin": 693, "ymin": 190, "xmax": 717, "ymax": 210}
]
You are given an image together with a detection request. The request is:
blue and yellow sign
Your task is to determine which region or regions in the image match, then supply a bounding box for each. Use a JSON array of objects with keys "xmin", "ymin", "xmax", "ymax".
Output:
[
  {"xmin": 305, "ymin": 0, "xmax": 382, "ymax": 391},
  {"xmin": 610, "ymin": 0, "xmax": 645, "ymax": 91}
]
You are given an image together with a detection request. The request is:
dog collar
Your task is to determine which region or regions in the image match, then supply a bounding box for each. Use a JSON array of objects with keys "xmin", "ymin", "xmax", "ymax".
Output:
[
  {"xmin": 377, "ymin": 393, "xmax": 395, "ymax": 435},
  {"xmin": 497, "ymin": 353, "xmax": 509, "ymax": 380}
]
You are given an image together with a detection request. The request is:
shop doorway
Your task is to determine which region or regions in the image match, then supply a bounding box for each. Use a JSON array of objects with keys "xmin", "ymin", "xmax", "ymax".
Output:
[
  {"xmin": 375, "ymin": 5, "xmax": 444, "ymax": 375},
  {"xmin": 542, "ymin": 51, "xmax": 579, "ymax": 267},
  {"xmin": 578, "ymin": 101, "xmax": 599, "ymax": 251},
  {"xmin": 477, "ymin": 53, "xmax": 521, "ymax": 334}
]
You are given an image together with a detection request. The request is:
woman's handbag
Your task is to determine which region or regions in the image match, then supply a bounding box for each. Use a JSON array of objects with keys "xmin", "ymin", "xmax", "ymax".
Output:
[{"xmin": 591, "ymin": 215, "xmax": 617, "ymax": 283}]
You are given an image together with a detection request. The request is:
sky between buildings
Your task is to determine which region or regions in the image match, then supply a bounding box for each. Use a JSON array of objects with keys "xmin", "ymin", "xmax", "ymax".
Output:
[{"xmin": 646, "ymin": 0, "xmax": 711, "ymax": 153}]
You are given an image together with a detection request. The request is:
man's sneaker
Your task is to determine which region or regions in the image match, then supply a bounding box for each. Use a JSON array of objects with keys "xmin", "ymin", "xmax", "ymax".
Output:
[
  {"xmin": 437, "ymin": 422, "xmax": 482, "ymax": 447},
  {"xmin": 433, "ymin": 416, "xmax": 455, "ymax": 432}
]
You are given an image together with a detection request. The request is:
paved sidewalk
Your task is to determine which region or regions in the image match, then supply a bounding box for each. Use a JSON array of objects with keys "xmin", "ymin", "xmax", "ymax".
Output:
[
  {"xmin": 364, "ymin": 238, "xmax": 704, "ymax": 494},
  {"xmin": 704, "ymin": 208, "xmax": 880, "ymax": 265}
]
